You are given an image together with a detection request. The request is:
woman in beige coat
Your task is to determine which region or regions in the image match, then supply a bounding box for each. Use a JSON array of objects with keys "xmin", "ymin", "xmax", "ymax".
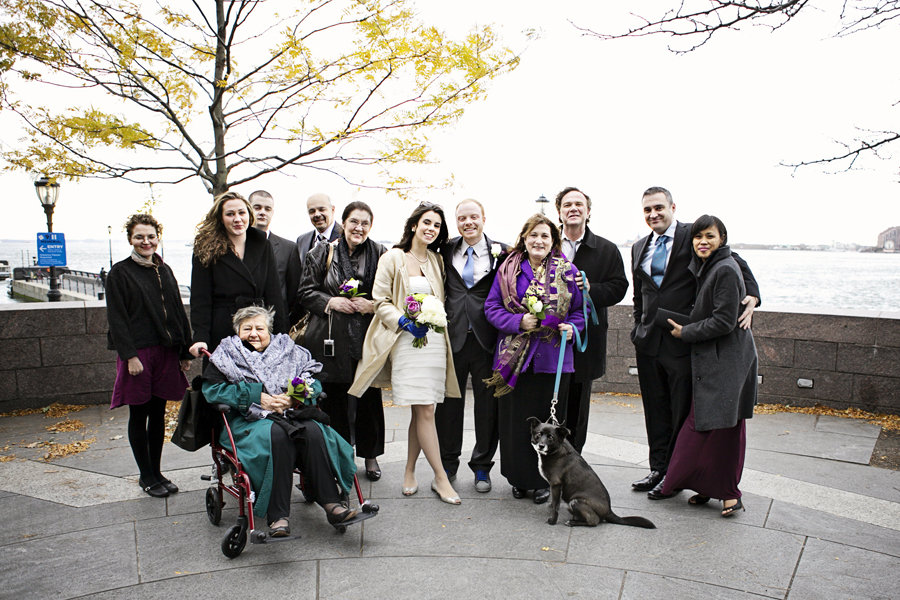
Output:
[{"xmin": 350, "ymin": 203, "xmax": 462, "ymax": 504}]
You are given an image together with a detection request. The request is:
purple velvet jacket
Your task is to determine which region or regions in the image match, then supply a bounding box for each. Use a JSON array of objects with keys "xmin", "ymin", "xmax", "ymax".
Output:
[{"xmin": 484, "ymin": 259, "xmax": 585, "ymax": 375}]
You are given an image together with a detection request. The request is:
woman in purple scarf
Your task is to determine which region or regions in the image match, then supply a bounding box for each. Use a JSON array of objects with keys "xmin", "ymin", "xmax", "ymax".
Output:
[{"xmin": 484, "ymin": 214, "xmax": 584, "ymax": 504}]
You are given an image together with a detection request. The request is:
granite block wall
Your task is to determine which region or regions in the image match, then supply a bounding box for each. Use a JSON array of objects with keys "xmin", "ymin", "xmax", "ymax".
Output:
[
  {"xmin": 0, "ymin": 301, "xmax": 201, "ymax": 412},
  {"xmin": 593, "ymin": 306, "xmax": 900, "ymax": 414},
  {"xmin": 1, "ymin": 303, "xmax": 898, "ymax": 414}
]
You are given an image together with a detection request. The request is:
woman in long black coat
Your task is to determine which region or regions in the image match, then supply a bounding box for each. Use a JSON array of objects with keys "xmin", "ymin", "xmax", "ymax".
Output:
[
  {"xmin": 189, "ymin": 191, "xmax": 287, "ymax": 358},
  {"xmin": 662, "ymin": 215, "xmax": 758, "ymax": 517},
  {"xmin": 298, "ymin": 201, "xmax": 387, "ymax": 480}
]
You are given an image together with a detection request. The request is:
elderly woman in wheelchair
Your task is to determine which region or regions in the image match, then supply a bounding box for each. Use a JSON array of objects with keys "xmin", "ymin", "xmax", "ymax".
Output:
[{"xmin": 202, "ymin": 305, "xmax": 358, "ymax": 538}]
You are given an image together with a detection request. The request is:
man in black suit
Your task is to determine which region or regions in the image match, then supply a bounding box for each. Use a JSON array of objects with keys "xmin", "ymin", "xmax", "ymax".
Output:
[
  {"xmin": 555, "ymin": 187, "xmax": 628, "ymax": 453},
  {"xmin": 630, "ymin": 186, "xmax": 760, "ymax": 499},
  {"xmin": 250, "ymin": 190, "xmax": 302, "ymax": 321},
  {"xmin": 435, "ymin": 199, "xmax": 508, "ymax": 492},
  {"xmin": 295, "ymin": 193, "xmax": 343, "ymax": 272}
]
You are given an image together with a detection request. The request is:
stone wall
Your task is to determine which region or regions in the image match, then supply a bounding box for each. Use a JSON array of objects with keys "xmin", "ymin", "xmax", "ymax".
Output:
[
  {"xmin": 1, "ymin": 302, "xmax": 898, "ymax": 414},
  {"xmin": 0, "ymin": 301, "xmax": 201, "ymax": 412},
  {"xmin": 596, "ymin": 305, "xmax": 900, "ymax": 414}
]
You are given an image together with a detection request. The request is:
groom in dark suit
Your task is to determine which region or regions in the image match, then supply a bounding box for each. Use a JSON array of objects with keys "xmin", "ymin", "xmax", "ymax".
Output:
[
  {"xmin": 630, "ymin": 186, "xmax": 760, "ymax": 499},
  {"xmin": 436, "ymin": 199, "xmax": 508, "ymax": 492},
  {"xmin": 250, "ymin": 190, "xmax": 302, "ymax": 322},
  {"xmin": 555, "ymin": 187, "xmax": 628, "ymax": 453}
]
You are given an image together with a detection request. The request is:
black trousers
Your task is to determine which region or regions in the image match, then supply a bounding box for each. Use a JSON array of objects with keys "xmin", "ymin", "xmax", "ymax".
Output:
[
  {"xmin": 498, "ymin": 370, "xmax": 570, "ymax": 490},
  {"xmin": 635, "ymin": 349, "xmax": 693, "ymax": 473},
  {"xmin": 267, "ymin": 420, "xmax": 340, "ymax": 522},
  {"xmin": 435, "ymin": 331, "xmax": 499, "ymax": 476},
  {"xmin": 319, "ymin": 382, "xmax": 384, "ymax": 459},
  {"xmin": 564, "ymin": 380, "xmax": 593, "ymax": 453}
]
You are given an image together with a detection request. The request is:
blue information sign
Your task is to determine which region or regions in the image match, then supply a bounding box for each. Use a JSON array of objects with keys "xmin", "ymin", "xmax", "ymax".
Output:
[{"xmin": 36, "ymin": 232, "xmax": 67, "ymax": 267}]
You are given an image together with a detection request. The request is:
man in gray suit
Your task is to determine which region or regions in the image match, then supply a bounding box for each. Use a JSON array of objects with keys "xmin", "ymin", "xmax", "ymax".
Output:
[
  {"xmin": 295, "ymin": 193, "xmax": 343, "ymax": 272},
  {"xmin": 250, "ymin": 190, "xmax": 301, "ymax": 322}
]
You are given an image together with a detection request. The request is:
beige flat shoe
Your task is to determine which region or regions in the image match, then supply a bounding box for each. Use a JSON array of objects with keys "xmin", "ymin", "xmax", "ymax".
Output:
[{"xmin": 431, "ymin": 480, "xmax": 461, "ymax": 505}]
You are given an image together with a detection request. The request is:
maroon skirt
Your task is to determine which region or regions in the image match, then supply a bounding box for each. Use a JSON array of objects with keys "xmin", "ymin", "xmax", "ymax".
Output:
[
  {"xmin": 110, "ymin": 345, "xmax": 188, "ymax": 409},
  {"xmin": 661, "ymin": 401, "xmax": 747, "ymax": 500}
]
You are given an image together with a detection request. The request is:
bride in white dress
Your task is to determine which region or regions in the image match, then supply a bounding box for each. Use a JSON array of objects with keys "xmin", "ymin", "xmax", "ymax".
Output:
[{"xmin": 349, "ymin": 203, "xmax": 462, "ymax": 504}]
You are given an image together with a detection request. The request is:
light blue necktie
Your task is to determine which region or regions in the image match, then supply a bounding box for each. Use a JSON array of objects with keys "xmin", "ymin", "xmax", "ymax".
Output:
[
  {"xmin": 650, "ymin": 234, "xmax": 668, "ymax": 286},
  {"xmin": 462, "ymin": 246, "xmax": 475, "ymax": 288}
]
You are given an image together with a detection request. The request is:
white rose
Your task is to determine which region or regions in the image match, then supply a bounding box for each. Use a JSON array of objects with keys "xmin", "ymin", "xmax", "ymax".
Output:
[
  {"xmin": 532, "ymin": 300, "xmax": 543, "ymax": 313},
  {"xmin": 417, "ymin": 294, "xmax": 448, "ymax": 328},
  {"xmin": 491, "ymin": 243, "xmax": 501, "ymax": 258}
]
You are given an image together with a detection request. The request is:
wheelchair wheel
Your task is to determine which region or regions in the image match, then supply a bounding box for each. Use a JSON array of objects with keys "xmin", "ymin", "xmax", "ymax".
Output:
[
  {"xmin": 205, "ymin": 488, "xmax": 223, "ymax": 525},
  {"xmin": 221, "ymin": 525, "xmax": 247, "ymax": 558}
]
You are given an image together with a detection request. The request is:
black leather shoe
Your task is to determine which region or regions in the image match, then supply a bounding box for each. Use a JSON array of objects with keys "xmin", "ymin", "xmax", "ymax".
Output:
[
  {"xmin": 533, "ymin": 488, "xmax": 550, "ymax": 504},
  {"xmin": 647, "ymin": 477, "xmax": 681, "ymax": 500},
  {"xmin": 160, "ymin": 478, "xmax": 179, "ymax": 494},
  {"xmin": 365, "ymin": 459, "xmax": 382, "ymax": 481},
  {"xmin": 138, "ymin": 478, "xmax": 169, "ymax": 498},
  {"xmin": 511, "ymin": 486, "xmax": 526, "ymax": 499},
  {"xmin": 632, "ymin": 470, "xmax": 664, "ymax": 492}
]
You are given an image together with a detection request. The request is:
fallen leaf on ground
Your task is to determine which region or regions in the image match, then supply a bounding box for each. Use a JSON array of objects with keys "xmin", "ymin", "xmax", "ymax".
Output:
[{"xmin": 45, "ymin": 419, "xmax": 85, "ymax": 433}]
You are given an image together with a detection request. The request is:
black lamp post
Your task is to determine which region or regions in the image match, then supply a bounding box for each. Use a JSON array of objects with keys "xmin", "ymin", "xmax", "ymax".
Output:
[
  {"xmin": 535, "ymin": 193, "xmax": 549, "ymax": 215},
  {"xmin": 107, "ymin": 225, "xmax": 113, "ymax": 269},
  {"xmin": 34, "ymin": 175, "xmax": 62, "ymax": 302}
]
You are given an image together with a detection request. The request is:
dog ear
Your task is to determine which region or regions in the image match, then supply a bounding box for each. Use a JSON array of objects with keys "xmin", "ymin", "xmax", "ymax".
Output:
[
  {"xmin": 557, "ymin": 424, "xmax": 571, "ymax": 438},
  {"xmin": 526, "ymin": 416, "xmax": 541, "ymax": 429}
]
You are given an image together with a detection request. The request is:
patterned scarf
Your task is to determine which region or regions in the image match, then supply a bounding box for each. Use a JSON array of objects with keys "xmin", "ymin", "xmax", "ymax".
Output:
[
  {"xmin": 129, "ymin": 249, "xmax": 159, "ymax": 269},
  {"xmin": 335, "ymin": 236, "xmax": 379, "ymax": 358},
  {"xmin": 210, "ymin": 333, "xmax": 322, "ymax": 395},
  {"xmin": 483, "ymin": 250, "xmax": 573, "ymax": 397}
]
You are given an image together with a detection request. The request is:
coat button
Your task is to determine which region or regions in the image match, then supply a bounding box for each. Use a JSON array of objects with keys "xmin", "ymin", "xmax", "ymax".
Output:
[
  {"xmin": 696, "ymin": 376, "xmax": 701, "ymax": 381},
  {"xmin": 536, "ymin": 353, "xmax": 542, "ymax": 359}
]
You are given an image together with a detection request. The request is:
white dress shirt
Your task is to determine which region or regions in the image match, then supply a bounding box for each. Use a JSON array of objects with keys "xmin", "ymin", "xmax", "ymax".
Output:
[
  {"xmin": 452, "ymin": 235, "xmax": 491, "ymax": 285},
  {"xmin": 561, "ymin": 231, "xmax": 584, "ymax": 262},
  {"xmin": 640, "ymin": 221, "xmax": 678, "ymax": 277}
]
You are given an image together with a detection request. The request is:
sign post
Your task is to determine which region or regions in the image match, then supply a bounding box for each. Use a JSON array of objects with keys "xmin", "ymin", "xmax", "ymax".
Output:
[{"xmin": 36, "ymin": 232, "xmax": 67, "ymax": 267}]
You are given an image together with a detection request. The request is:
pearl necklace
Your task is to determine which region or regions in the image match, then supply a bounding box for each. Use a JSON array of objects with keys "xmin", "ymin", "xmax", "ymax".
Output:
[{"xmin": 409, "ymin": 250, "xmax": 428, "ymax": 264}]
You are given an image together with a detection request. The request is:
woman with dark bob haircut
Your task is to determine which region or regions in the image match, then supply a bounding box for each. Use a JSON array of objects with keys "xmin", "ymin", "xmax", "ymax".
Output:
[
  {"xmin": 189, "ymin": 191, "xmax": 287, "ymax": 359},
  {"xmin": 298, "ymin": 201, "xmax": 388, "ymax": 481},
  {"xmin": 106, "ymin": 213, "xmax": 193, "ymax": 498},
  {"xmin": 661, "ymin": 214, "xmax": 759, "ymax": 517},
  {"xmin": 350, "ymin": 202, "xmax": 462, "ymax": 504},
  {"xmin": 483, "ymin": 213, "xmax": 584, "ymax": 504}
]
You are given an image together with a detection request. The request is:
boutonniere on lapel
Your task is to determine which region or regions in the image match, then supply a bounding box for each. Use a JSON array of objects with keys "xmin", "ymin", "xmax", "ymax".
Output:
[{"xmin": 491, "ymin": 243, "xmax": 502, "ymax": 258}]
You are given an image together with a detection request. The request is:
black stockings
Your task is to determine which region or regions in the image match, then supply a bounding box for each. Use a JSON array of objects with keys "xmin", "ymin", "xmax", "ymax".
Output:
[{"xmin": 128, "ymin": 397, "xmax": 167, "ymax": 485}]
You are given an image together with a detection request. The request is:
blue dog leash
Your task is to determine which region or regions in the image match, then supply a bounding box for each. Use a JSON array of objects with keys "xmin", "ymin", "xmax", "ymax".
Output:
[{"xmin": 548, "ymin": 270, "xmax": 598, "ymax": 424}]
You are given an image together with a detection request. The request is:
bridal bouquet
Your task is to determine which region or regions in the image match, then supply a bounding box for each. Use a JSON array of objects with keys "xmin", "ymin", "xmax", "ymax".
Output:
[
  {"xmin": 404, "ymin": 293, "xmax": 447, "ymax": 348},
  {"xmin": 524, "ymin": 294, "xmax": 547, "ymax": 320}
]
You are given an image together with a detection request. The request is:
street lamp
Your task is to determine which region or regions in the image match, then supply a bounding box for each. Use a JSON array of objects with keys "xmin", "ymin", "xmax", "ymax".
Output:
[
  {"xmin": 34, "ymin": 175, "xmax": 61, "ymax": 302},
  {"xmin": 107, "ymin": 225, "xmax": 113, "ymax": 269},
  {"xmin": 535, "ymin": 193, "xmax": 549, "ymax": 215}
]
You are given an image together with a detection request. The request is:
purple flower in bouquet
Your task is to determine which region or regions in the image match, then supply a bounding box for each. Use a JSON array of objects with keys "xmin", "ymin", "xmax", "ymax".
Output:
[
  {"xmin": 339, "ymin": 278, "xmax": 365, "ymax": 298},
  {"xmin": 405, "ymin": 294, "xmax": 422, "ymax": 316}
]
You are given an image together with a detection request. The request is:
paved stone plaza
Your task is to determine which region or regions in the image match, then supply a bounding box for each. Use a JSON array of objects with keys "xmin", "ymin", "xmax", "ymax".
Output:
[{"xmin": 0, "ymin": 395, "xmax": 898, "ymax": 599}]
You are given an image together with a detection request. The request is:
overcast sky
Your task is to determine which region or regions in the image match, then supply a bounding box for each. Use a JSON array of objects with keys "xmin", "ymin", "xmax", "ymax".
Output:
[{"xmin": 0, "ymin": 1, "xmax": 896, "ymax": 247}]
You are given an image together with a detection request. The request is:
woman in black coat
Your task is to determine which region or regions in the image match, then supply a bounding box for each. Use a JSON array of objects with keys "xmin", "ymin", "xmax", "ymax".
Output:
[
  {"xmin": 298, "ymin": 201, "xmax": 387, "ymax": 480},
  {"xmin": 662, "ymin": 215, "xmax": 759, "ymax": 517},
  {"xmin": 106, "ymin": 214, "xmax": 193, "ymax": 498},
  {"xmin": 189, "ymin": 191, "xmax": 288, "ymax": 358}
]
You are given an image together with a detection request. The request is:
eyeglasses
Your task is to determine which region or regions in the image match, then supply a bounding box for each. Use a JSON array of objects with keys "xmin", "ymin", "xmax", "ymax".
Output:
[
  {"xmin": 132, "ymin": 234, "xmax": 158, "ymax": 242},
  {"xmin": 346, "ymin": 218, "xmax": 371, "ymax": 230}
]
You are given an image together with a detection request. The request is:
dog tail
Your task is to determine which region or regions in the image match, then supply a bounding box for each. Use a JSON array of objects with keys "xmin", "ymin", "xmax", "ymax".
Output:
[{"xmin": 605, "ymin": 511, "xmax": 656, "ymax": 529}]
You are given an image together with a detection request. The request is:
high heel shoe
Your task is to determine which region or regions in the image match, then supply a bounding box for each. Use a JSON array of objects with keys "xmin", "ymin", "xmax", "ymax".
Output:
[
  {"xmin": 721, "ymin": 498, "xmax": 745, "ymax": 517},
  {"xmin": 431, "ymin": 480, "xmax": 461, "ymax": 505},
  {"xmin": 365, "ymin": 458, "xmax": 382, "ymax": 482}
]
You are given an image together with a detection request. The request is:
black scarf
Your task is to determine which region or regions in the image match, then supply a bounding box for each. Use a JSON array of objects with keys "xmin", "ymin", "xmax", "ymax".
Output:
[{"xmin": 335, "ymin": 236, "xmax": 379, "ymax": 358}]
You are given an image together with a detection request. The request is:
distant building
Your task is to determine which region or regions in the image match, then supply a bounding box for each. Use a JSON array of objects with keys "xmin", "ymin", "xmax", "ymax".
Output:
[{"xmin": 877, "ymin": 226, "xmax": 900, "ymax": 251}]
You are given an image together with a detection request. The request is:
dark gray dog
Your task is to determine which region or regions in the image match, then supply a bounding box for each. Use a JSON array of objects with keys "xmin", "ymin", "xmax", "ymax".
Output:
[{"xmin": 528, "ymin": 417, "xmax": 655, "ymax": 529}]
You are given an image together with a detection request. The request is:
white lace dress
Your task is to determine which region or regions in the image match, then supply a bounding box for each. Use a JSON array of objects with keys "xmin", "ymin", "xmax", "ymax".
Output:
[{"xmin": 389, "ymin": 276, "xmax": 447, "ymax": 405}]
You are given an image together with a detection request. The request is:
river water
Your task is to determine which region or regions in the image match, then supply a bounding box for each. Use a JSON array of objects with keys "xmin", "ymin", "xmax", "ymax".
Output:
[{"xmin": 1, "ymin": 239, "xmax": 898, "ymax": 314}]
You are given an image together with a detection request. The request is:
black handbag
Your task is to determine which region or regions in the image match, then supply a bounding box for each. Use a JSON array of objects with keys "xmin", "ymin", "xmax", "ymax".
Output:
[{"xmin": 171, "ymin": 376, "xmax": 213, "ymax": 451}]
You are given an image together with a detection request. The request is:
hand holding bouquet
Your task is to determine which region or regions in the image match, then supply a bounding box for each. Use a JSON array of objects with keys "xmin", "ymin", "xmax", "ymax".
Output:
[{"xmin": 403, "ymin": 293, "xmax": 447, "ymax": 348}]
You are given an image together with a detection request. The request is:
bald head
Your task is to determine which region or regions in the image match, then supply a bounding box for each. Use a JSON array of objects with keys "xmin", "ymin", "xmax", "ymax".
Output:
[{"xmin": 307, "ymin": 193, "xmax": 335, "ymax": 233}]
